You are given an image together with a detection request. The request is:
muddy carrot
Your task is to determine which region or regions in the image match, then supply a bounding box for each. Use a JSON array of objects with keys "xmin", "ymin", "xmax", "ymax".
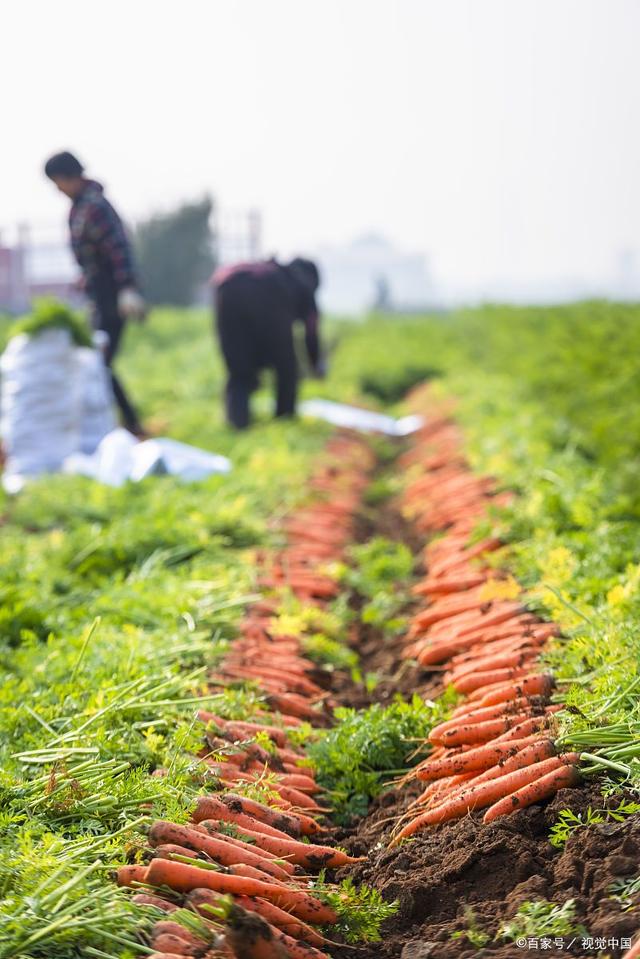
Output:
[
  {"xmin": 483, "ymin": 760, "xmax": 581, "ymax": 822},
  {"xmin": 416, "ymin": 736, "xmax": 540, "ymax": 781},
  {"xmin": 190, "ymin": 796, "xmax": 297, "ymax": 841},
  {"xmin": 218, "ymin": 794, "xmax": 323, "ymax": 837},
  {"xmin": 473, "ymin": 673, "xmax": 555, "ymax": 706},
  {"xmin": 117, "ymin": 864, "xmax": 149, "ymax": 886},
  {"xmin": 151, "ymin": 933, "xmax": 204, "ymax": 956},
  {"xmin": 148, "ymin": 821, "xmax": 293, "ymax": 880},
  {"xmin": 132, "ymin": 893, "xmax": 178, "ymax": 912},
  {"xmin": 396, "ymin": 755, "xmax": 568, "ymax": 839},
  {"xmin": 436, "ymin": 712, "xmax": 542, "ymax": 747},
  {"xmin": 197, "ymin": 819, "xmax": 363, "ymax": 870}
]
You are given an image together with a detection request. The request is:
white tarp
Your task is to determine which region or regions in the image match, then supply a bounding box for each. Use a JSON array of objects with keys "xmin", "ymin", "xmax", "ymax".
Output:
[
  {"xmin": 63, "ymin": 429, "xmax": 232, "ymax": 487},
  {"xmin": 300, "ymin": 398, "xmax": 424, "ymax": 437}
]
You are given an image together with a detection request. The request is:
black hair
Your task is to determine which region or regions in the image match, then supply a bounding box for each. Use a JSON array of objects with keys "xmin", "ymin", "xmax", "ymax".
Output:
[
  {"xmin": 288, "ymin": 257, "xmax": 320, "ymax": 292},
  {"xmin": 44, "ymin": 151, "xmax": 85, "ymax": 180}
]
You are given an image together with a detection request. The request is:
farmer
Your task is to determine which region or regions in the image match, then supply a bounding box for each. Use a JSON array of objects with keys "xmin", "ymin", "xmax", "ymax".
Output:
[
  {"xmin": 44, "ymin": 151, "xmax": 146, "ymax": 435},
  {"xmin": 212, "ymin": 257, "xmax": 323, "ymax": 429}
]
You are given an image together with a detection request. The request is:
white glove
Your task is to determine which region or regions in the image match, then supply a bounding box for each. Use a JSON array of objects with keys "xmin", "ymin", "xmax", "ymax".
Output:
[{"xmin": 117, "ymin": 287, "xmax": 147, "ymax": 321}]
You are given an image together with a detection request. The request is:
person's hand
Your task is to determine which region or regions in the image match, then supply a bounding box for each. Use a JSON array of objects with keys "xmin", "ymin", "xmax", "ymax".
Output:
[
  {"xmin": 312, "ymin": 356, "xmax": 328, "ymax": 379},
  {"xmin": 118, "ymin": 287, "xmax": 147, "ymax": 322}
]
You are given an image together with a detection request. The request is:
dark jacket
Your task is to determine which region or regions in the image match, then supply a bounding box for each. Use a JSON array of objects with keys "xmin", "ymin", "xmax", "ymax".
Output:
[
  {"xmin": 69, "ymin": 180, "xmax": 136, "ymax": 295},
  {"xmin": 213, "ymin": 259, "xmax": 320, "ymax": 368}
]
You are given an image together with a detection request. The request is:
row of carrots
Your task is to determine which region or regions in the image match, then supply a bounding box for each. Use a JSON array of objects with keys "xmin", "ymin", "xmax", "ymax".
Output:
[
  {"xmin": 394, "ymin": 396, "xmax": 640, "ymax": 959},
  {"xmin": 117, "ymin": 435, "xmax": 375, "ymax": 959},
  {"xmin": 390, "ymin": 413, "xmax": 581, "ymax": 842}
]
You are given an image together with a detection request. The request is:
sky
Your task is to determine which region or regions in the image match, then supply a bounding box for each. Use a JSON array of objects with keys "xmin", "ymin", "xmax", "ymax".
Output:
[{"xmin": 2, "ymin": 0, "xmax": 640, "ymax": 302}]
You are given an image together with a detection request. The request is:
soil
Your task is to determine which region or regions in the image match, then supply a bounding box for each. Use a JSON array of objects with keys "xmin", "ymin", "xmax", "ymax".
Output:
[{"xmin": 325, "ymin": 472, "xmax": 640, "ymax": 959}]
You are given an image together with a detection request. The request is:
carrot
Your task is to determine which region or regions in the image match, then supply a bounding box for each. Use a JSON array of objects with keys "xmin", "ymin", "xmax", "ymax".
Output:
[
  {"xmin": 430, "ymin": 698, "xmax": 547, "ymax": 741},
  {"xmin": 483, "ymin": 761, "xmax": 581, "ymax": 822},
  {"xmin": 448, "ymin": 649, "xmax": 538, "ymax": 683},
  {"xmin": 436, "ymin": 712, "xmax": 542, "ymax": 747},
  {"xmin": 223, "ymin": 906, "xmax": 289, "ymax": 959},
  {"xmin": 395, "ymin": 755, "xmax": 569, "ymax": 840},
  {"xmin": 234, "ymin": 897, "xmax": 327, "ymax": 946},
  {"xmin": 148, "ymin": 953, "xmax": 193, "ymax": 959},
  {"xmin": 153, "ymin": 844, "xmax": 209, "ymax": 862},
  {"xmin": 196, "ymin": 795, "xmax": 298, "ymax": 837},
  {"xmin": 491, "ymin": 715, "xmax": 553, "ymax": 743},
  {"xmin": 442, "ymin": 740, "xmax": 558, "ymax": 798},
  {"xmin": 152, "ymin": 922, "xmax": 207, "ymax": 946},
  {"xmin": 148, "ymin": 821, "xmax": 293, "ymax": 880},
  {"xmin": 453, "ymin": 666, "xmax": 531, "ymax": 695},
  {"xmin": 474, "ymin": 673, "xmax": 555, "ymax": 706},
  {"xmin": 197, "ymin": 819, "xmax": 363, "ymax": 870},
  {"xmin": 190, "ymin": 796, "xmax": 297, "ymax": 841},
  {"xmin": 117, "ymin": 864, "xmax": 149, "ymax": 886},
  {"xmin": 132, "ymin": 893, "xmax": 178, "ymax": 912},
  {"xmin": 197, "ymin": 713, "xmax": 289, "ymax": 749},
  {"xmin": 622, "ymin": 936, "xmax": 640, "ymax": 959},
  {"xmin": 416, "ymin": 736, "xmax": 540, "ymax": 781},
  {"xmin": 218, "ymin": 794, "xmax": 323, "ymax": 837},
  {"xmin": 151, "ymin": 933, "xmax": 203, "ymax": 957},
  {"xmin": 145, "ymin": 858, "xmax": 338, "ymax": 925}
]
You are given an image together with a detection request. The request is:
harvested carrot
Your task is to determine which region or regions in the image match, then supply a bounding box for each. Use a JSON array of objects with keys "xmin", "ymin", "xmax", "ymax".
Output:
[
  {"xmin": 190, "ymin": 796, "xmax": 297, "ymax": 841},
  {"xmin": 197, "ymin": 819, "xmax": 363, "ymax": 869},
  {"xmin": 416, "ymin": 736, "xmax": 539, "ymax": 781},
  {"xmin": 117, "ymin": 864, "xmax": 149, "ymax": 886},
  {"xmin": 483, "ymin": 760, "xmax": 581, "ymax": 822},
  {"xmin": 196, "ymin": 794, "xmax": 308, "ymax": 837},
  {"xmin": 436, "ymin": 711, "xmax": 542, "ymax": 747},
  {"xmin": 396, "ymin": 755, "xmax": 569, "ymax": 840},
  {"xmin": 453, "ymin": 666, "xmax": 531, "ymax": 695},
  {"xmin": 146, "ymin": 858, "xmax": 338, "ymax": 925},
  {"xmin": 132, "ymin": 893, "xmax": 178, "ymax": 912},
  {"xmin": 148, "ymin": 821, "xmax": 293, "ymax": 880},
  {"xmin": 474, "ymin": 673, "xmax": 555, "ymax": 706},
  {"xmin": 151, "ymin": 933, "xmax": 203, "ymax": 957}
]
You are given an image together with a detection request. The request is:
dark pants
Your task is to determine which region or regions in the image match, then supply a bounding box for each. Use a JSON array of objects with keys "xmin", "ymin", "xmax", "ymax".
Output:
[
  {"xmin": 215, "ymin": 276, "xmax": 297, "ymax": 429},
  {"xmin": 90, "ymin": 276, "xmax": 141, "ymax": 433}
]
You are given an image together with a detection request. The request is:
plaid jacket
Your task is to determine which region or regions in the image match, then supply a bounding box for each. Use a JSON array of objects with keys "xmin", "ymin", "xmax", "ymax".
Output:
[{"xmin": 69, "ymin": 180, "xmax": 136, "ymax": 293}]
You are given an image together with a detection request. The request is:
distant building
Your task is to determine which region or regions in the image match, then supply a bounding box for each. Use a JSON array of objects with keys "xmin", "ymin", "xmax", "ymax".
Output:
[{"xmin": 314, "ymin": 234, "xmax": 437, "ymax": 315}]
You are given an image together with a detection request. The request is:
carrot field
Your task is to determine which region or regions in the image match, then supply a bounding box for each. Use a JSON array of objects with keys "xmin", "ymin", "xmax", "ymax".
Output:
[{"xmin": 2, "ymin": 302, "xmax": 640, "ymax": 959}]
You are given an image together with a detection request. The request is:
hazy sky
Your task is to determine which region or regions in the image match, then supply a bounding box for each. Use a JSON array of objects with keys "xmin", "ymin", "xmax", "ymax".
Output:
[{"xmin": 3, "ymin": 0, "xmax": 639, "ymax": 296}]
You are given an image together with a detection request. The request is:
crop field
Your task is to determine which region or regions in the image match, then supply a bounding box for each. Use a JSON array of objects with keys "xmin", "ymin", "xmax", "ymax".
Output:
[{"xmin": 1, "ymin": 302, "xmax": 640, "ymax": 959}]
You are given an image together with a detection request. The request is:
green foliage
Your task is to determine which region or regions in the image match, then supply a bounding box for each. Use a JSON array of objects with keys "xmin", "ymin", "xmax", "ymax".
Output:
[
  {"xmin": 498, "ymin": 899, "xmax": 586, "ymax": 942},
  {"xmin": 610, "ymin": 873, "xmax": 640, "ymax": 910},
  {"xmin": 450, "ymin": 908, "xmax": 490, "ymax": 948},
  {"xmin": 9, "ymin": 298, "xmax": 93, "ymax": 347},
  {"xmin": 549, "ymin": 802, "xmax": 640, "ymax": 848},
  {"xmin": 135, "ymin": 196, "xmax": 215, "ymax": 305},
  {"xmin": 319, "ymin": 876, "xmax": 399, "ymax": 943},
  {"xmin": 307, "ymin": 695, "xmax": 450, "ymax": 821},
  {"xmin": 345, "ymin": 537, "xmax": 414, "ymax": 634}
]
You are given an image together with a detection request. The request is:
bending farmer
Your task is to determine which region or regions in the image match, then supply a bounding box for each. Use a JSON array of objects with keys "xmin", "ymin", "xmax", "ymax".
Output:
[
  {"xmin": 213, "ymin": 257, "xmax": 323, "ymax": 429},
  {"xmin": 44, "ymin": 151, "xmax": 146, "ymax": 435}
]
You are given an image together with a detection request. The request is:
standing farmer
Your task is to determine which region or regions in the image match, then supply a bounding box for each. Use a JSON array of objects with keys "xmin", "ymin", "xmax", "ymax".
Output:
[
  {"xmin": 213, "ymin": 258, "xmax": 323, "ymax": 429},
  {"xmin": 44, "ymin": 151, "xmax": 146, "ymax": 435}
]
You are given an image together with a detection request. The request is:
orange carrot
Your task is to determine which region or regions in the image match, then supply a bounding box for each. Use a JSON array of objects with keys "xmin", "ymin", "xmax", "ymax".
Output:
[
  {"xmin": 483, "ymin": 760, "xmax": 581, "ymax": 822},
  {"xmin": 145, "ymin": 858, "xmax": 338, "ymax": 925},
  {"xmin": 436, "ymin": 712, "xmax": 541, "ymax": 747},
  {"xmin": 148, "ymin": 821, "xmax": 293, "ymax": 880},
  {"xmin": 132, "ymin": 894, "xmax": 178, "ymax": 912},
  {"xmin": 151, "ymin": 933, "xmax": 203, "ymax": 957},
  {"xmin": 217, "ymin": 794, "xmax": 323, "ymax": 837},
  {"xmin": 396, "ymin": 755, "xmax": 568, "ymax": 839},
  {"xmin": 197, "ymin": 819, "xmax": 363, "ymax": 870},
  {"xmin": 453, "ymin": 666, "xmax": 531, "ymax": 695},
  {"xmin": 190, "ymin": 796, "xmax": 297, "ymax": 841},
  {"xmin": 117, "ymin": 864, "xmax": 149, "ymax": 886},
  {"xmin": 474, "ymin": 673, "xmax": 555, "ymax": 706},
  {"xmin": 416, "ymin": 736, "xmax": 540, "ymax": 781}
]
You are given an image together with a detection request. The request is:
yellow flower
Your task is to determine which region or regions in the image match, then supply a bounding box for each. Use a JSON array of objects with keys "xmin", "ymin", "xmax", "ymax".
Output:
[
  {"xmin": 479, "ymin": 575, "xmax": 521, "ymax": 601},
  {"xmin": 607, "ymin": 584, "xmax": 626, "ymax": 607}
]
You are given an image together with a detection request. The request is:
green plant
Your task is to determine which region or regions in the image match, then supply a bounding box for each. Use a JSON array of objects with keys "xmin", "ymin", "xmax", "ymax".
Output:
[
  {"xmin": 550, "ymin": 802, "xmax": 640, "ymax": 848},
  {"xmin": 307, "ymin": 695, "xmax": 451, "ymax": 821},
  {"xmin": 450, "ymin": 908, "xmax": 490, "ymax": 948},
  {"xmin": 610, "ymin": 873, "xmax": 640, "ymax": 910},
  {"xmin": 498, "ymin": 899, "xmax": 587, "ymax": 942},
  {"xmin": 319, "ymin": 876, "xmax": 399, "ymax": 943}
]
